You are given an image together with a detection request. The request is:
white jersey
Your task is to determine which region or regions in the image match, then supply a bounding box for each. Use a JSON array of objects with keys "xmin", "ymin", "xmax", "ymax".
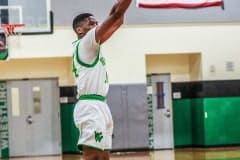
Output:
[{"xmin": 72, "ymin": 28, "xmax": 109, "ymax": 98}]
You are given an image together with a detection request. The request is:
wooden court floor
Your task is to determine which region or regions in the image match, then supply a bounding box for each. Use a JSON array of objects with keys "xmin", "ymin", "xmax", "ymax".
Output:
[{"xmin": 4, "ymin": 147, "xmax": 240, "ymax": 160}]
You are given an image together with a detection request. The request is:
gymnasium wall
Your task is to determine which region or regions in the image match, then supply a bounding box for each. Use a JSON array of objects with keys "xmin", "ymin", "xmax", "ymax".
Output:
[
  {"xmin": 0, "ymin": 58, "xmax": 74, "ymax": 86},
  {"xmin": 51, "ymin": 0, "xmax": 240, "ymax": 24},
  {"xmin": 3, "ymin": 23, "xmax": 240, "ymax": 84},
  {"xmin": 1, "ymin": 0, "xmax": 240, "ymax": 154},
  {"xmin": 1, "ymin": 0, "xmax": 240, "ymax": 84},
  {"xmin": 145, "ymin": 53, "xmax": 202, "ymax": 81}
]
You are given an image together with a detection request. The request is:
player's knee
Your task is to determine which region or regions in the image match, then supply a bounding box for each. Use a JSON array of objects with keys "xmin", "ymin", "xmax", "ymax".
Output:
[
  {"xmin": 82, "ymin": 152, "xmax": 98, "ymax": 160},
  {"xmin": 82, "ymin": 146, "xmax": 101, "ymax": 160},
  {"xmin": 99, "ymin": 151, "xmax": 110, "ymax": 160}
]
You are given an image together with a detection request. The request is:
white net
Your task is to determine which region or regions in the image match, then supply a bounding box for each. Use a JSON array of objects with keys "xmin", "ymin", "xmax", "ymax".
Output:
[{"xmin": 3, "ymin": 25, "xmax": 25, "ymax": 49}]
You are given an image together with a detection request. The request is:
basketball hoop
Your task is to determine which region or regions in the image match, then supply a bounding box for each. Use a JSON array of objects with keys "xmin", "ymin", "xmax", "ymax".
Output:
[
  {"xmin": 1, "ymin": 23, "xmax": 25, "ymax": 35},
  {"xmin": 0, "ymin": 23, "xmax": 25, "ymax": 49}
]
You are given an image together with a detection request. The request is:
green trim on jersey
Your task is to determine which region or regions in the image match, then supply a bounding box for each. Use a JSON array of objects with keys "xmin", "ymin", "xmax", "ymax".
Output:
[
  {"xmin": 72, "ymin": 45, "xmax": 79, "ymax": 77},
  {"xmin": 79, "ymin": 94, "xmax": 106, "ymax": 102},
  {"xmin": 75, "ymin": 40, "xmax": 101, "ymax": 68},
  {"xmin": 72, "ymin": 40, "xmax": 101, "ymax": 77},
  {"xmin": 72, "ymin": 39, "xmax": 79, "ymax": 44}
]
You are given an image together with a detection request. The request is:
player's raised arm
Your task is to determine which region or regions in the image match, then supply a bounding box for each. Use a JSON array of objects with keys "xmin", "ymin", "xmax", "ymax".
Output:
[{"xmin": 96, "ymin": 0, "xmax": 132, "ymax": 44}]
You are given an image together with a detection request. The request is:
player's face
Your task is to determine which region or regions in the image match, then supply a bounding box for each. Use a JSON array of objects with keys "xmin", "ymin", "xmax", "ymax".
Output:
[
  {"xmin": 78, "ymin": 16, "xmax": 98, "ymax": 38},
  {"xmin": 86, "ymin": 16, "xmax": 98, "ymax": 28}
]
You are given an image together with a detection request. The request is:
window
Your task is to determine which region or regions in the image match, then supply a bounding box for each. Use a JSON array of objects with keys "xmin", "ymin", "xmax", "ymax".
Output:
[{"xmin": 32, "ymin": 86, "xmax": 41, "ymax": 114}]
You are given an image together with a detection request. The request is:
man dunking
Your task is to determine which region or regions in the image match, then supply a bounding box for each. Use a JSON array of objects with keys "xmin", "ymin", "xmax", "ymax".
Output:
[{"xmin": 71, "ymin": 0, "xmax": 132, "ymax": 160}]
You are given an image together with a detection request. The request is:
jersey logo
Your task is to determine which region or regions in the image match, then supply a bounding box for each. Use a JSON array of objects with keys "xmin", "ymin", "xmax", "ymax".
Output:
[{"xmin": 94, "ymin": 131, "xmax": 103, "ymax": 143}]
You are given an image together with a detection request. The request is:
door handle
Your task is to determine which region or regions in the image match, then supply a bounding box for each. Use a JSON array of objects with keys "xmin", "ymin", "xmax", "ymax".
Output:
[
  {"xmin": 165, "ymin": 109, "xmax": 171, "ymax": 118},
  {"xmin": 26, "ymin": 115, "xmax": 33, "ymax": 124}
]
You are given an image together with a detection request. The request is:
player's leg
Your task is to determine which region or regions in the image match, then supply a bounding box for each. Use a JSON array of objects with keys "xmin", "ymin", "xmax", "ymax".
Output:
[
  {"xmin": 74, "ymin": 101, "xmax": 109, "ymax": 160},
  {"xmin": 98, "ymin": 103, "xmax": 113, "ymax": 160},
  {"xmin": 81, "ymin": 147, "xmax": 110, "ymax": 160},
  {"xmin": 74, "ymin": 101, "xmax": 101, "ymax": 160},
  {"xmin": 81, "ymin": 146, "xmax": 99, "ymax": 160},
  {"xmin": 99, "ymin": 151, "xmax": 110, "ymax": 160}
]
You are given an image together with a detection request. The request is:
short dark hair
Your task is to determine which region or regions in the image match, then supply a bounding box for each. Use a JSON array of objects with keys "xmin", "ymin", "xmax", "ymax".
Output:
[{"xmin": 72, "ymin": 13, "xmax": 93, "ymax": 31}]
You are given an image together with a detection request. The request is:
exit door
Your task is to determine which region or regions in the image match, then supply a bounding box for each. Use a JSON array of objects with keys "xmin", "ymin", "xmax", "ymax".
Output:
[
  {"xmin": 7, "ymin": 79, "xmax": 61, "ymax": 157},
  {"xmin": 151, "ymin": 74, "xmax": 174, "ymax": 149}
]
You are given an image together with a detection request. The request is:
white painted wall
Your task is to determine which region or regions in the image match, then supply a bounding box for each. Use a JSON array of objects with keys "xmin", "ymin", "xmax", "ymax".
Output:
[
  {"xmin": 145, "ymin": 53, "xmax": 202, "ymax": 82},
  {"xmin": 8, "ymin": 27, "xmax": 75, "ymax": 58},
  {"xmin": 6, "ymin": 23, "xmax": 240, "ymax": 84}
]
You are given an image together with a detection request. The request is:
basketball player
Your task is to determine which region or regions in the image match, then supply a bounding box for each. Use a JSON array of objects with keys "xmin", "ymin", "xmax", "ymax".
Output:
[{"xmin": 72, "ymin": 0, "xmax": 132, "ymax": 160}]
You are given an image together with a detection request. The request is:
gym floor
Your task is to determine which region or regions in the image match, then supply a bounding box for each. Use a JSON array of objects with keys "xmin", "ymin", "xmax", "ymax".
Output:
[{"xmin": 5, "ymin": 147, "xmax": 240, "ymax": 160}]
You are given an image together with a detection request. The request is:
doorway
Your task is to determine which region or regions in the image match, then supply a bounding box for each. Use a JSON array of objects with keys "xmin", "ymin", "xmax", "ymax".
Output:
[
  {"xmin": 145, "ymin": 53, "xmax": 202, "ymax": 149},
  {"xmin": 151, "ymin": 74, "xmax": 174, "ymax": 149},
  {"xmin": 7, "ymin": 79, "xmax": 61, "ymax": 157}
]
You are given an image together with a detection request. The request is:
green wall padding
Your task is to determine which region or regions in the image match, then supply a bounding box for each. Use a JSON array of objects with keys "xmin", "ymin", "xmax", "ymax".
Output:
[
  {"xmin": 191, "ymin": 98, "xmax": 205, "ymax": 146},
  {"xmin": 173, "ymin": 97, "xmax": 240, "ymax": 147},
  {"xmin": 60, "ymin": 103, "xmax": 79, "ymax": 153},
  {"xmin": 173, "ymin": 99, "xmax": 192, "ymax": 146},
  {"xmin": 204, "ymin": 97, "xmax": 240, "ymax": 146},
  {"xmin": 61, "ymin": 97, "xmax": 240, "ymax": 150}
]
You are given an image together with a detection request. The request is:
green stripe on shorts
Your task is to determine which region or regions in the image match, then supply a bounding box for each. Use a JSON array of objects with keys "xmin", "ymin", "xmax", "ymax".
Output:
[{"xmin": 79, "ymin": 94, "xmax": 106, "ymax": 102}]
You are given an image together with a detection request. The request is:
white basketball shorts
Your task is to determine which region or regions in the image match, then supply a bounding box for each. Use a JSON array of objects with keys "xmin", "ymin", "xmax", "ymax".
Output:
[{"xmin": 73, "ymin": 99, "xmax": 113, "ymax": 151}]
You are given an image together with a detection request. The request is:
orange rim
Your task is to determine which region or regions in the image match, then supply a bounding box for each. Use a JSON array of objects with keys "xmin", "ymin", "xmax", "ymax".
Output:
[{"xmin": 1, "ymin": 24, "xmax": 25, "ymax": 34}]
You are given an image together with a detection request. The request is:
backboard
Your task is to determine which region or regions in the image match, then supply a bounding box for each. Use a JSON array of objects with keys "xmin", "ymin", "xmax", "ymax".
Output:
[{"xmin": 0, "ymin": 0, "xmax": 53, "ymax": 35}]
